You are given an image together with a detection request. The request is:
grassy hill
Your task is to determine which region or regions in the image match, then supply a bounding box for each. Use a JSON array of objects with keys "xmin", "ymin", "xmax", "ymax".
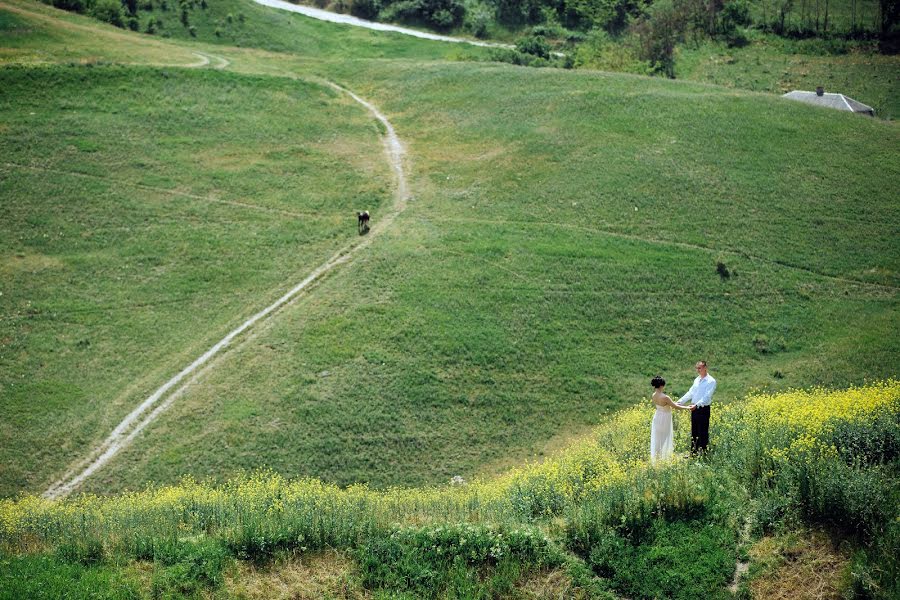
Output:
[
  {"xmin": 1, "ymin": 0, "xmax": 898, "ymax": 500},
  {"xmin": 0, "ymin": 0, "xmax": 898, "ymax": 596}
]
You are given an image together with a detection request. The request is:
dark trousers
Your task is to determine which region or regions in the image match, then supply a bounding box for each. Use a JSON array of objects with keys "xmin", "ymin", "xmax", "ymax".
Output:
[{"xmin": 690, "ymin": 405, "xmax": 711, "ymax": 454}]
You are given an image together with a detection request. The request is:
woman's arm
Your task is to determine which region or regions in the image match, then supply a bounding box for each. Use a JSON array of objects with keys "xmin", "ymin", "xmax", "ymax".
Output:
[{"xmin": 664, "ymin": 394, "xmax": 692, "ymax": 410}]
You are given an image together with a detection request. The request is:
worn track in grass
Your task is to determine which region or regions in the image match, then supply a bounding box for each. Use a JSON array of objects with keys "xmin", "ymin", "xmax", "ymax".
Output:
[{"xmin": 42, "ymin": 64, "xmax": 410, "ymax": 499}]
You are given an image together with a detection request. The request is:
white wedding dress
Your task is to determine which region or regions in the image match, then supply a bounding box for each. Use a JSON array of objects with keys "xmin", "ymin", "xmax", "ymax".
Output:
[{"xmin": 650, "ymin": 402, "xmax": 674, "ymax": 464}]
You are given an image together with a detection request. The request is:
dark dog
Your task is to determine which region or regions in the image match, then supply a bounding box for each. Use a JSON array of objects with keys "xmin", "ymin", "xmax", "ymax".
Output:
[{"xmin": 357, "ymin": 210, "xmax": 370, "ymax": 234}]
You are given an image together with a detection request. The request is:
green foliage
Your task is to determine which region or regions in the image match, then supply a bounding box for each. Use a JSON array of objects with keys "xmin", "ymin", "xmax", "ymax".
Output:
[
  {"xmin": 847, "ymin": 520, "xmax": 900, "ymax": 600},
  {"xmin": 829, "ymin": 410, "xmax": 900, "ymax": 466},
  {"xmin": 463, "ymin": 0, "xmax": 494, "ymax": 37},
  {"xmin": 631, "ymin": 0, "xmax": 683, "ymax": 76},
  {"xmin": 90, "ymin": 0, "xmax": 125, "ymax": 27},
  {"xmin": 0, "ymin": 554, "xmax": 141, "ymax": 600},
  {"xmin": 515, "ymin": 33, "xmax": 551, "ymax": 57},
  {"xmin": 565, "ymin": 463, "xmax": 741, "ymax": 548},
  {"xmin": 149, "ymin": 538, "xmax": 230, "ymax": 597},
  {"xmin": 41, "ymin": 0, "xmax": 94, "ymax": 14},
  {"xmin": 573, "ymin": 27, "xmax": 652, "ymax": 72},
  {"xmin": 351, "ymin": 0, "xmax": 382, "ymax": 20},
  {"xmin": 381, "ymin": 0, "xmax": 467, "ymax": 29},
  {"xmin": 584, "ymin": 519, "xmax": 737, "ymax": 599},
  {"xmin": 357, "ymin": 523, "xmax": 563, "ymax": 597}
]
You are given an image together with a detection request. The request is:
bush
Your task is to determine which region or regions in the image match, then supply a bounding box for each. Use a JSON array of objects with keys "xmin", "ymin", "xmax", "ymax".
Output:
[
  {"xmin": 350, "ymin": 0, "xmax": 381, "ymax": 19},
  {"xmin": 357, "ymin": 523, "xmax": 563, "ymax": 597},
  {"xmin": 45, "ymin": 0, "xmax": 92, "ymax": 14},
  {"xmin": 573, "ymin": 29, "xmax": 651, "ymax": 74},
  {"xmin": 381, "ymin": 0, "xmax": 466, "ymax": 30},
  {"xmin": 631, "ymin": 0, "xmax": 683, "ymax": 77},
  {"xmin": 463, "ymin": 2, "xmax": 493, "ymax": 38},
  {"xmin": 583, "ymin": 519, "xmax": 737, "ymax": 599},
  {"xmin": 494, "ymin": 0, "xmax": 544, "ymax": 26},
  {"xmin": 720, "ymin": 0, "xmax": 751, "ymax": 32},
  {"xmin": 516, "ymin": 34, "xmax": 551, "ymax": 58},
  {"xmin": 90, "ymin": 0, "xmax": 124, "ymax": 26},
  {"xmin": 150, "ymin": 538, "xmax": 229, "ymax": 595}
]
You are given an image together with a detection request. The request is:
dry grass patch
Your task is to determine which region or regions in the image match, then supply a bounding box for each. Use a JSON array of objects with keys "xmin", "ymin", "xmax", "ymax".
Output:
[
  {"xmin": 225, "ymin": 550, "xmax": 368, "ymax": 600},
  {"xmin": 747, "ymin": 529, "xmax": 851, "ymax": 600},
  {"xmin": 514, "ymin": 567, "xmax": 589, "ymax": 600}
]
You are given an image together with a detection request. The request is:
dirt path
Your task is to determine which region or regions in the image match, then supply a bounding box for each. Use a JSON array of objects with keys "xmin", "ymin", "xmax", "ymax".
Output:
[{"xmin": 42, "ymin": 70, "xmax": 409, "ymax": 499}]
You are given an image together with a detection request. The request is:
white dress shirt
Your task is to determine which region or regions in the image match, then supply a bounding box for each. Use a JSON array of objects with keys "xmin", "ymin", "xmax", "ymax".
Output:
[{"xmin": 678, "ymin": 374, "xmax": 717, "ymax": 407}]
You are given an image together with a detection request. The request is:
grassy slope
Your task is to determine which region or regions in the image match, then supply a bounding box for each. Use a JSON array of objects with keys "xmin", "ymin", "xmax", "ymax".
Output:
[
  {"xmin": 95, "ymin": 67, "xmax": 899, "ymax": 489},
  {"xmin": 115, "ymin": 0, "xmax": 489, "ymax": 61},
  {"xmin": 0, "ymin": 4, "xmax": 400, "ymax": 496},
  {"xmin": 1, "ymin": 0, "xmax": 898, "ymax": 496},
  {"xmin": 678, "ymin": 35, "xmax": 900, "ymax": 120}
]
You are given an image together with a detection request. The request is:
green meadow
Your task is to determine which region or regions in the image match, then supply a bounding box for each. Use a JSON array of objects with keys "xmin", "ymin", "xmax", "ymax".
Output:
[
  {"xmin": 0, "ymin": 54, "xmax": 394, "ymax": 496},
  {"xmin": 0, "ymin": 0, "xmax": 898, "ymax": 597},
  {"xmin": 1, "ymin": 0, "xmax": 898, "ymax": 498}
]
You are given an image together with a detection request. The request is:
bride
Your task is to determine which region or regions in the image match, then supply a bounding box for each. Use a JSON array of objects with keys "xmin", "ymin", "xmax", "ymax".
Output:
[{"xmin": 650, "ymin": 375, "xmax": 694, "ymax": 463}]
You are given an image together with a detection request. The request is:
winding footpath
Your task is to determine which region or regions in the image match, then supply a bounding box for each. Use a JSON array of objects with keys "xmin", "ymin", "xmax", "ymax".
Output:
[{"xmin": 42, "ymin": 66, "xmax": 409, "ymax": 499}]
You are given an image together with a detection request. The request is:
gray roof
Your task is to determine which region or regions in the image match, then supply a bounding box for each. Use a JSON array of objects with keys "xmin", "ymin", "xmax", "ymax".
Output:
[{"xmin": 783, "ymin": 91, "xmax": 875, "ymax": 116}]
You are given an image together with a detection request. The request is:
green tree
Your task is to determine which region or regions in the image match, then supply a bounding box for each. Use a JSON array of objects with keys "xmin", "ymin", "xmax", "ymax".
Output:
[
  {"xmin": 91, "ymin": 0, "xmax": 125, "ymax": 26},
  {"xmin": 632, "ymin": 0, "xmax": 683, "ymax": 77}
]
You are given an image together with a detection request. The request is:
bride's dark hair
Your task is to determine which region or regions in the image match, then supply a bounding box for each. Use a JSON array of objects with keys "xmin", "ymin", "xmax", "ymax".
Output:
[{"xmin": 651, "ymin": 376, "xmax": 666, "ymax": 388}]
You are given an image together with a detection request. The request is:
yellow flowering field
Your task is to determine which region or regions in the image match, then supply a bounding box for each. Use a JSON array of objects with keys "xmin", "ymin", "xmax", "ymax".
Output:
[{"xmin": 1, "ymin": 380, "xmax": 896, "ymax": 559}]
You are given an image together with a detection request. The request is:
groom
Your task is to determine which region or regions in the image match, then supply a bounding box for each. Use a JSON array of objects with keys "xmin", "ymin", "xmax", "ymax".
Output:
[{"xmin": 677, "ymin": 360, "xmax": 717, "ymax": 454}]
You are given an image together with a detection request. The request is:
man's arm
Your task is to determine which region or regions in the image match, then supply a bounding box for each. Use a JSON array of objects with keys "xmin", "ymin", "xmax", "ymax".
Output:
[{"xmin": 676, "ymin": 379, "xmax": 697, "ymax": 405}]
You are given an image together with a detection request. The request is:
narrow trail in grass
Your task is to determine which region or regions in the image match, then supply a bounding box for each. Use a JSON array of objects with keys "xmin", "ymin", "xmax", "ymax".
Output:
[
  {"xmin": 420, "ymin": 215, "xmax": 899, "ymax": 292},
  {"xmin": 252, "ymin": 0, "xmax": 513, "ymax": 49},
  {"xmin": 193, "ymin": 51, "xmax": 230, "ymax": 69},
  {"xmin": 41, "ymin": 65, "xmax": 410, "ymax": 500}
]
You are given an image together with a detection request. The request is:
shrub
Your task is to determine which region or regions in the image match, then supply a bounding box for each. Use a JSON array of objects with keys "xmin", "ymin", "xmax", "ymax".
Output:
[
  {"xmin": 829, "ymin": 410, "xmax": 900, "ymax": 466},
  {"xmin": 584, "ymin": 518, "xmax": 737, "ymax": 599},
  {"xmin": 719, "ymin": 0, "xmax": 751, "ymax": 33},
  {"xmin": 573, "ymin": 29, "xmax": 651, "ymax": 74},
  {"xmin": 516, "ymin": 34, "xmax": 551, "ymax": 58},
  {"xmin": 752, "ymin": 333, "xmax": 786, "ymax": 354},
  {"xmin": 90, "ymin": 0, "xmax": 125, "ymax": 27},
  {"xmin": 463, "ymin": 2, "xmax": 493, "ymax": 38},
  {"xmin": 357, "ymin": 523, "xmax": 563, "ymax": 596},
  {"xmin": 150, "ymin": 538, "xmax": 229, "ymax": 593},
  {"xmin": 45, "ymin": 0, "xmax": 92, "ymax": 13},
  {"xmin": 631, "ymin": 0, "xmax": 683, "ymax": 77},
  {"xmin": 350, "ymin": 0, "xmax": 381, "ymax": 20},
  {"xmin": 381, "ymin": 0, "xmax": 466, "ymax": 30}
]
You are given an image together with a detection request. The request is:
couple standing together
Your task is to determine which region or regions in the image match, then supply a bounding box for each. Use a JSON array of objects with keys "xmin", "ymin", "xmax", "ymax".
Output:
[{"xmin": 650, "ymin": 361, "xmax": 716, "ymax": 463}]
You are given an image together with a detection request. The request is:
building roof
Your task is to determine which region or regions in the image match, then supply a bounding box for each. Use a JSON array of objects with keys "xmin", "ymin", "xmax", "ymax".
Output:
[{"xmin": 783, "ymin": 90, "xmax": 875, "ymax": 116}]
